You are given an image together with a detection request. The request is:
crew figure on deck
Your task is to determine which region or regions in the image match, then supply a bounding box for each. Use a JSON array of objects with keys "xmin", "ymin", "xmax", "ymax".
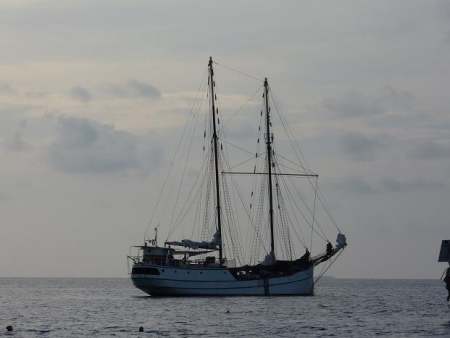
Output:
[
  {"xmin": 442, "ymin": 264, "xmax": 450, "ymax": 302},
  {"xmin": 326, "ymin": 241, "xmax": 333, "ymax": 256},
  {"xmin": 300, "ymin": 248, "xmax": 310, "ymax": 262}
]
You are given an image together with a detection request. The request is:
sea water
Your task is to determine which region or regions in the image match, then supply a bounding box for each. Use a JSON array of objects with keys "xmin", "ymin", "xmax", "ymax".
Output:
[{"xmin": 0, "ymin": 278, "xmax": 449, "ymax": 337}]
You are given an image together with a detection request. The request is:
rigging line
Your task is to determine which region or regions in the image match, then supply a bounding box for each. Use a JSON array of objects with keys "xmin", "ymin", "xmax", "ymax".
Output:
[
  {"xmin": 276, "ymin": 153, "xmax": 316, "ymax": 175},
  {"xmin": 277, "ymin": 161, "xmax": 310, "ymax": 175},
  {"xmin": 274, "ymin": 152, "xmax": 328, "ymax": 239},
  {"xmin": 270, "ymin": 90, "xmax": 342, "ymax": 233},
  {"xmin": 168, "ymin": 104, "xmax": 201, "ymax": 230},
  {"xmin": 201, "ymin": 161, "xmax": 213, "ymax": 241},
  {"xmin": 227, "ymin": 155, "xmax": 257, "ymax": 171},
  {"xmin": 222, "ymin": 171, "xmax": 243, "ymax": 264},
  {"xmin": 314, "ymin": 250, "xmax": 344, "ymax": 285},
  {"xmin": 226, "ymin": 161, "xmax": 269, "ymax": 256},
  {"xmin": 144, "ymin": 114, "xmax": 199, "ymax": 240},
  {"xmin": 310, "ymin": 177, "xmax": 318, "ymax": 251},
  {"xmin": 278, "ymin": 172, "xmax": 328, "ymax": 242},
  {"xmin": 273, "ymin": 161, "xmax": 308, "ymax": 250},
  {"xmin": 278, "ymin": 162, "xmax": 328, "ymax": 241},
  {"xmin": 191, "ymin": 176, "xmax": 204, "ymax": 240},
  {"xmin": 274, "ymin": 106, "xmax": 309, "ymax": 173},
  {"xmin": 269, "ymin": 91, "xmax": 319, "ymax": 191},
  {"xmin": 213, "ymin": 60, "xmax": 264, "ymax": 82},
  {"xmin": 221, "ymin": 85, "xmax": 263, "ymax": 125},
  {"xmin": 269, "ymin": 89, "xmax": 310, "ymax": 170},
  {"xmin": 272, "ymin": 107, "xmax": 341, "ymax": 237},
  {"xmin": 222, "ymin": 172, "xmax": 318, "ymax": 177},
  {"xmin": 193, "ymin": 151, "xmax": 213, "ymax": 241},
  {"xmin": 274, "ymin": 174, "xmax": 292, "ymax": 260},
  {"xmin": 219, "ymin": 92, "xmax": 264, "ymax": 236},
  {"xmin": 278, "ymin": 185, "xmax": 308, "ymax": 249},
  {"xmin": 275, "ymin": 166, "xmax": 309, "ymax": 249},
  {"xmin": 219, "ymin": 117, "xmax": 249, "ymax": 264},
  {"xmin": 249, "ymin": 167, "xmax": 266, "ymax": 264},
  {"xmin": 219, "ymin": 126, "xmax": 243, "ymax": 258},
  {"xmin": 167, "ymin": 170, "xmax": 207, "ymax": 241},
  {"xmin": 249, "ymin": 99, "xmax": 264, "ymax": 244},
  {"xmin": 144, "ymin": 73, "xmax": 207, "ymax": 239},
  {"xmin": 166, "ymin": 150, "xmax": 209, "ymax": 240},
  {"xmin": 316, "ymin": 190, "xmax": 342, "ymax": 233},
  {"xmin": 276, "ymin": 164, "xmax": 317, "ymax": 246},
  {"xmin": 221, "ymin": 139, "xmax": 262, "ymax": 157},
  {"xmin": 289, "ymin": 177, "xmax": 329, "ymax": 241}
]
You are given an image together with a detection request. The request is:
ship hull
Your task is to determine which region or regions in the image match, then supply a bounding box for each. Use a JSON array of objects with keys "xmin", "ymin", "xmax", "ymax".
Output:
[{"xmin": 131, "ymin": 264, "xmax": 314, "ymax": 296}]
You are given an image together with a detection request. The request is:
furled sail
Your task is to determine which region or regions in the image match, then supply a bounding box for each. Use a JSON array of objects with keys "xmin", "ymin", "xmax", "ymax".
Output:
[{"xmin": 166, "ymin": 231, "xmax": 220, "ymax": 250}]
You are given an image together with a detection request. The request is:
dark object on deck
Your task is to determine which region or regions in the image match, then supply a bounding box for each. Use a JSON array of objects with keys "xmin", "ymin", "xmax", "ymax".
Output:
[
  {"xmin": 6, "ymin": 325, "xmax": 13, "ymax": 332},
  {"xmin": 139, "ymin": 326, "xmax": 144, "ymax": 332},
  {"xmin": 326, "ymin": 242, "xmax": 333, "ymax": 256},
  {"xmin": 301, "ymin": 249, "xmax": 310, "ymax": 262},
  {"xmin": 226, "ymin": 310, "xmax": 230, "ymax": 313}
]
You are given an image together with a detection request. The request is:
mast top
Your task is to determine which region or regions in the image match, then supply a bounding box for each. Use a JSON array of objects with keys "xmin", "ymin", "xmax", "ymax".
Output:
[{"xmin": 209, "ymin": 56, "xmax": 213, "ymax": 67}]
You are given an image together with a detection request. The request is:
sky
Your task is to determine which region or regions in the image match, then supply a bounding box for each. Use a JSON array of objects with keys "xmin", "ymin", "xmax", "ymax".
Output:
[{"xmin": 1, "ymin": 0, "xmax": 450, "ymax": 278}]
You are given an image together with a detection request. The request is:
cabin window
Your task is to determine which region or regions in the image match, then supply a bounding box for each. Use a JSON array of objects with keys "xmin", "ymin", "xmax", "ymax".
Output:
[{"xmin": 132, "ymin": 267, "xmax": 160, "ymax": 275}]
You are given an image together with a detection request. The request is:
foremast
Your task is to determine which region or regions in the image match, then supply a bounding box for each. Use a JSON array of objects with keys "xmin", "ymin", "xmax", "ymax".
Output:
[
  {"xmin": 264, "ymin": 78, "xmax": 276, "ymax": 262},
  {"xmin": 208, "ymin": 57, "xmax": 223, "ymax": 264}
]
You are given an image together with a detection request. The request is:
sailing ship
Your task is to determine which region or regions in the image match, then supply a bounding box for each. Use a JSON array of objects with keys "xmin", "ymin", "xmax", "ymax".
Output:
[{"xmin": 128, "ymin": 57, "xmax": 347, "ymax": 296}]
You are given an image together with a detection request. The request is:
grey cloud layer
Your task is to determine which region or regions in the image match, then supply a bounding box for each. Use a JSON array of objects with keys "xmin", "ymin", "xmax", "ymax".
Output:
[
  {"xmin": 0, "ymin": 82, "xmax": 15, "ymax": 95},
  {"xmin": 48, "ymin": 117, "xmax": 162, "ymax": 174},
  {"xmin": 69, "ymin": 86, "xmax": 93, "ymax": 102},
  {"xmin": 339, "ymin": 132, "xmax": 389, "ymax": 162},
  {"xmin": 332, "ymin": 177, "xmax": 447, "ymax": 195},
  {"xmin": 68, "ymin": 80, "xmax": 161, "ymax": 102},
  {"xmin": 322, "ymin": 87, "xmax": 414, "ymax": 119},
  {"xmin": 105, "ymin": 80, "xmax": 161, "ymax": 99},
  {"xmin": 1, "ymin": 0, "xmax": 450, "ymax": 278}
]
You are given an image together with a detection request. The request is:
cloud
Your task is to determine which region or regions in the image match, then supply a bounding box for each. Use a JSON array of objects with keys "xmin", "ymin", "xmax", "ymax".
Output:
[
  {"xmin": 3, "ymin": 130, "xmax": 31, "ymax": 152},
  {"xmin": 410, "ymin": 140, "xmax": 450, "ymax": 160},
  {"xmin": 69, "ymin": 86, "xmax": 92, "ymax": 102},
  {"xmin": 106, "ymin": 80, "xmax": 161, "ymax": 99},
  {"xmin": 380, "ymin": 177, "xmax": 447, "ymax": 192},
  {"xmin": 331, "ymin": 176, "xmax": 446, "ymax": 195},
  {"xmin": 48, "ymin": 117, "xmax": 162, "ymax": 175},
  {"xmin": 322, "ymin": 86, "xmax": 414, "ymax": 119},
  {"xmin": 0, "ymin": 82, "xmax": 16, "ymax": 95},
  {"xmin": 339, "ymin": 132, "xmax": 388, "ymax": 161},
  {"xmin": 330, "ymin": 177, "xmax": 378, "ymax": 194}
]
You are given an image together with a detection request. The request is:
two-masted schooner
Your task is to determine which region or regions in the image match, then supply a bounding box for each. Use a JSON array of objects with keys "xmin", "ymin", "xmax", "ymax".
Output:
[{"xmin": 128, "ymin": 57, "xmax": 347, "ymax": 296}]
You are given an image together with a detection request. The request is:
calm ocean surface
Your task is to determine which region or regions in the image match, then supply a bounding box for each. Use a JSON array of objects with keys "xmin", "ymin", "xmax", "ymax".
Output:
[{"xmin": 0, "ymin": 278, "xmax": 449, "ymax": 337}]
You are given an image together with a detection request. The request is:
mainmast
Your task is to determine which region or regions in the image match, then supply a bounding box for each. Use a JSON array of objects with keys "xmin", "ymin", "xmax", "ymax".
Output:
[
  {"xmin": 264, "ymin": 78, "xmax": 276, "ymax": 262},
  {"xmin": 208, "ymin": 57, "xmax": 223, "ymax": 264}
]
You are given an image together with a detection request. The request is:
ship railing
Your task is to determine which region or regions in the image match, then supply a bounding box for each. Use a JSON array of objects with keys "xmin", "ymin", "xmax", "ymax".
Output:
[{"xmin": 127, "ymin": 245, "xmax": 144, "ymax": 274}]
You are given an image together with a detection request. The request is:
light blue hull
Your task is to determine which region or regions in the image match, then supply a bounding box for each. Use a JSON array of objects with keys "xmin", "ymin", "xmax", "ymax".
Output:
[{"xmin": 131, "ymin": 265, "xmax": 314, "ymax": 296}]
